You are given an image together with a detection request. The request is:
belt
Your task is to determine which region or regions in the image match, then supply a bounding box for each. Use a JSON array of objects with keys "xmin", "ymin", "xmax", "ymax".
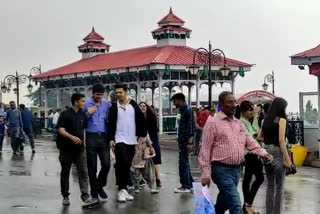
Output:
[
  {"xmin": 211, "ymin": 161, "xmax": 241, "ymax": 168},
  {"xmin": 86, "ymin": 132, "xmax": 106, "ymax": 136}
]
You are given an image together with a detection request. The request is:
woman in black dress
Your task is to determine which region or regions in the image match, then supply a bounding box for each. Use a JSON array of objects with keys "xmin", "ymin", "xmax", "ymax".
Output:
[{"xmin": 139, "ymin": 102, "xmax": 162, "ymax": 187}]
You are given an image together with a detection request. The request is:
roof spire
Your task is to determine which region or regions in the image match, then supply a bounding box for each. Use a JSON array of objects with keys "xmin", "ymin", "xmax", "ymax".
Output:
[
  {"xmin": 169, "ymin": 6, "xmax": 173, "ymax": 13},
  {"xmin": 92, "ymin": 26, "xmax": 95, "ymax": 32}
]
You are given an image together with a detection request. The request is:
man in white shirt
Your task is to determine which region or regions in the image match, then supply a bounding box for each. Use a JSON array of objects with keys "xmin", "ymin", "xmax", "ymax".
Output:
[
  {"xmin": 107, "ymin": 83, "xmax": 147, "ymax": 203},
  {"xmin": 53, "ymin": 109, "xmax": 61, "ymax": 141}
]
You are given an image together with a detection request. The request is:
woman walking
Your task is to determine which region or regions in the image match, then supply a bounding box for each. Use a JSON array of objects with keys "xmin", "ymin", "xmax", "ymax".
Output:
[
  {"xmin": 240, "ymin": 101, "xmax": 264, "ymax": 214},
  {"xmin": 139, "ymin": 102, "xmax": 162, "ymax": 187},
  {"xmin": 258, "ymin": 97, "xmax": 292, "ymax": 214}
]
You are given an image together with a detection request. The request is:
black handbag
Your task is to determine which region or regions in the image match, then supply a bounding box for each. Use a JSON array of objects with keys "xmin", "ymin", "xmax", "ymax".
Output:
[{"xmin": 285, "ymin": 165, "xmax": 297, "ymax": 175}]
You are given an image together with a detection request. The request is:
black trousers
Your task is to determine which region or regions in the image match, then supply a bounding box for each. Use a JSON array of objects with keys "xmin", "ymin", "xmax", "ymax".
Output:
[
  {"xmin": 86, "ymin": 133, "xmax": 111, "ymax": 198},
  {"xmin": 24, "ymin": 128, "xmax": 35, "ymax": 149},
  {"xmin": 242, "ymin": 153, "xmax": 264, "ymax": 205},
  {"xmin": 115, "ymin": 143, "xmax": 135, "ymax": 191},
  {"xmin": 59, "ymin": 148, "xmax": 90, "ymax": 200}
]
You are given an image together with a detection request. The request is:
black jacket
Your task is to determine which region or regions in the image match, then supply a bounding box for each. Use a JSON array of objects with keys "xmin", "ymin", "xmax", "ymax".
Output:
[{"xmin": 107, "ymin": 99, "xmax": 147, "ymax": 142}]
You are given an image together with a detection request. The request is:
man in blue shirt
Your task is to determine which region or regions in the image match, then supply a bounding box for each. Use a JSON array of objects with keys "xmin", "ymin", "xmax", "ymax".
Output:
[
  {"xmin": 6, "ymin": 101, "xmax": 23, "ymax": 155},
  {"xmin": 20, "ymin": 104, "xmax": 36, "ymax": 153},
  {"xmin": 85, "ymin": 84, "xmax": 111, "ymax": 203},
  {"xmin": 170, "ymin": 93, "xmax": 195, "ymax": 193}
]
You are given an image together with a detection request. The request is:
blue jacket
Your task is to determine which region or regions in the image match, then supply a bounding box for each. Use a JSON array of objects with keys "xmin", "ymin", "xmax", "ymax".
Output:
[{"xmin": 21, "ymin": 108, "xmax": 33, "ymax": 130}]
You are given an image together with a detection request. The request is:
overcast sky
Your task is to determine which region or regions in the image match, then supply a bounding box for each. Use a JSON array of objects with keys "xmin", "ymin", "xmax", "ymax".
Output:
[{"xmin": 1, "ymin": 0, "xmax": 320, "ymax": 112}]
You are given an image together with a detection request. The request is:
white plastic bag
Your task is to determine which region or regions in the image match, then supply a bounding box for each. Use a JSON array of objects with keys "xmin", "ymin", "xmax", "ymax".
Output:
[{"xmin": 193, "ymin": 182, "xmax": 215, "ymax": 214}]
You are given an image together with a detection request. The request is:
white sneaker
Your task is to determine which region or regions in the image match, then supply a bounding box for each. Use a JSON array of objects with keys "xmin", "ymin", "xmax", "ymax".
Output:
[
  {"xmin": 117, "ymin": 190, "xmax": 127, "ymax": 203},
  {"xmin": 123, "ymin": 190, "xmax": 134, "ymax": 201},
  {"xmin": 174, "ymin": 186, "xmax": 191, "ymax": 193},
  {"xmin": 150, "ymin": 189, "xmax": 159, "ymax": 194},
  {"xmin": 134, "ymin": 188, "xmax": 140, "ymax": 194}
]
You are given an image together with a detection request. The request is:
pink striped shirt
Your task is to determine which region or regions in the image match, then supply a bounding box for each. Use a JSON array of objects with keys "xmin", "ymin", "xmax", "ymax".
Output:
[{"xmin": 199, "ymin": 112, "xmax": 268, "ymax": 179}]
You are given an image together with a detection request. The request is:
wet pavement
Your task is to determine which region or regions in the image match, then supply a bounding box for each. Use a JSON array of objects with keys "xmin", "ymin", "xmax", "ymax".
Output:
[{"xmin": 0, "ymin": 138, "xmax": 320, "ymax": 214}]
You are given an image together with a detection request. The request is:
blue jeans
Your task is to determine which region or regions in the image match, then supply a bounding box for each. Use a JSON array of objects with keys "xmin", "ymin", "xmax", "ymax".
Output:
[
  {"xmin": 178, "ymin": 142, "xmax": 193, "ymax": 189},
  {"xmin": 211, "ymin": 165, "xmax": 242, "ymax": 214}
]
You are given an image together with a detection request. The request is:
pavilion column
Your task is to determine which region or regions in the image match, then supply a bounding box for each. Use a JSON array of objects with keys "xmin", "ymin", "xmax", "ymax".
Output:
[
  {"xmin": 187, "ymin": 83, "xmax": 192, "ymax": 106},
  {"xmin": 56, "ymin": 88, "xmax": 61, "ymax": 108},
  {"xmin": 158, "ymin": 75, "xmax": 164, "ymax": 135},
  {"xmin": 231, "ymin": 73, "xmax": 235, "ymax": 95},
  {"xmin": 136, "ymin": 84, "xmax": 141, "ymax": 103},
  {"xmin": 318, "ymin": 76, "xmax": 320, "ymax": 159},
  {"xmin": 168, "ymin": 85, "xmax": 173, "ymax": 115},
  {"xmin": 151, "ymin": 83, "xmax": 156, "ymax": 106},
  {"xmin": 196, "ymin": 80, "xmax": 200, "ymax": 107},
  {"xmin": 44, "ymin": 90, "xmax": 48, "ymax": 129}
]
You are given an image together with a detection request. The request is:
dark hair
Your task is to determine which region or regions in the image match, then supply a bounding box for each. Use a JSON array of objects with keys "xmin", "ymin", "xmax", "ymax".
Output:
[
  {"xmin": 71, "ymin": 93, "xmax": 85, "ymax": 105},
  {"xmin": 234, "ymin": 105, "xmax": 241, "ymax": 119},
  {"xmin": 170, "ymin": 93, "xmax": 185, "ymax": 102},
  {"xmin": 218, "ymin": 91, "xmax": 233, "ymax": 103},
  {"xmin": 240, "ymin": 100, "xmax": 254, "ymax": 114},
  {"xmin": 92, "ymin": 84, "xmax": 105, "ymax": 94},
  {"xmin": 114, "ymin": 83, "xmax": 128, "ymax": 91},
  {"xmin": 19, "ymin": 104, "xmax": 26, "ymax": 110},
  {"xmin": 257, "ymin": 104, "xmax": 263, "ymax": 108},
  {"xmin": 9, "ymin": 101, "xmax": 15, "ymax": 105},
  {"xmin": 264, "ymin": 102, "xmax": 271, "ymax": 114},
  {"xmin": 139, "ymin": 102, "xmax": 158, "ymax": 134},
  {"xmin": 264, "ymin": 97, "xmax": 288, "ymax": 122}
]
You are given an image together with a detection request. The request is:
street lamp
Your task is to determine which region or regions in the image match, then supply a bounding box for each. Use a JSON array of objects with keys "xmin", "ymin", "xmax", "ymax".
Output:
[
  {"xmin": 262, "ymin": 71, "xmax": 275, "ymax": 94},
  {"xmin": 29, "ymin": 65, "xmax": 42, "ymax": 106},
  {"xmin": 1, "ymin": 71, "xmax": 33, "ymax": 105},
  {"xmin": 188, "ymin": 41, "xmax": 229, "ymax": 107}
]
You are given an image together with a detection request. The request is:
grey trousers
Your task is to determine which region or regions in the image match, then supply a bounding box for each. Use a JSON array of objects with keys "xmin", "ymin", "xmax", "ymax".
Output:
[
  {"xmin": 265, "ymin": 145, "xmax": 285, "ymax": 214},
  {"xmin": 131, "ymin": 160, "xmax": 156, "ymax": 189},
  {"xmin": 59, "ymin": 149, "xmax": 90, "ymax": 200}
]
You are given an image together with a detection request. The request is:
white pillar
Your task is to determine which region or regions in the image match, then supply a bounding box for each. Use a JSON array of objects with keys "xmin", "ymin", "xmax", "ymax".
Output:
[
  {"xmin": 317, "ymin": 76, "xmax": 320, "ymax": 159},
  {"xmin": 56, "ymin": 88, "xmax": 61, "ymax": 108},
  {"xmin": 159, "ymin": 79, "xmax": 163, "ymax": 135},
  {"xmin": 136, "ymin": 84, "xmax": 141, "ymax": 103},
  {"xmin": 44, "ymin": 90, "xmax": 48, "ymax": 129},
  {"xmin": 196, "ymin": 79, "xmax": 200, "ymax": 107}
]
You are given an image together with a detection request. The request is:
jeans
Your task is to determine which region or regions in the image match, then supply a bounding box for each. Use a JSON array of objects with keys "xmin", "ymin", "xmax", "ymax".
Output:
[
  {"xmin": 265, "ymin": 145, "xmax": 285, "ymax": 214},
  {"xmin": 0, "ymin": 134, "xmax": 4, "ymax": 151},
  {"xmin": 23, "ymin": 128, "xmax": 35, "ymax": 150},
  {"xmin": 59, "ymin": 148, "xmax": 90, "ymax": 200},
  {"xmin": 115, "ymin": 143, "xmax": 135, "ymax": 191},
  {"xmin": 8, "ymin": 127, "xmax": 21, "ymax": 152},
  {"xmin": 242, "ymin": 153, "xmax": 264, "ymax": 205},
  {"xmin": 178, "ymin": 141, "xmax": 193, "ymax": 189},
  {"xmin": 86, "ymin": 134, "xmax": 111, "ymax": 198},
  {"xmin": 211, "ymin": 164, "xmax": 242, "ymax": 214}
]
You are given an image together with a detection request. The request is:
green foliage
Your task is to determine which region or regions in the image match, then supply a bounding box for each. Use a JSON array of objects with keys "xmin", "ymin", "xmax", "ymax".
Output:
[{"xmin": 304, "ymin": 100, "xmax": 318, "ymax": 124}]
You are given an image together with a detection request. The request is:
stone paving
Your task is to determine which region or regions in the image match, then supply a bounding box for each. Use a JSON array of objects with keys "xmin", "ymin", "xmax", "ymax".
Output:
[{"xmin": 0, "ymin": 138, "xmax": 319, "ymax": 214}]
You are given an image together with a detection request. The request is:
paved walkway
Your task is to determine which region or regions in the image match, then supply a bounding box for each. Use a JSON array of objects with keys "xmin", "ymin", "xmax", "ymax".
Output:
[{"xmin": 0, "ymin": 138, "xmax": 319, "ymax": 214}]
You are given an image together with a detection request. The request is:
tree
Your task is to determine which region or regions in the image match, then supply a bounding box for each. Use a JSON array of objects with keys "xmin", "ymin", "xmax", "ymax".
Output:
[{"xmin": 304, "ymin": 100, "xmax": 318, "ymax": 124}]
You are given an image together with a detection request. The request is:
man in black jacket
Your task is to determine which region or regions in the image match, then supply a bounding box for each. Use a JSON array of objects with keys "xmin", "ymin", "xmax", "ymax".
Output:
[
  {"xmin": 56, "ymin": 93, "xmax": 97, "ymax": 208},
  {"xmin": 107, "ymin": 83, "xmax": 147, "ymax": 203}
]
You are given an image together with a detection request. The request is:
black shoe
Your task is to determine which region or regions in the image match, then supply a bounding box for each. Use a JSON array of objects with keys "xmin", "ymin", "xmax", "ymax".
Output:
[
  {"xmin": 63, "ymin": 197, "xmax": 70, "ymax": 206},
  {"xmin": 156, "ymin": 179, "xmax": 162, "ymax": 188},
  {"xmin": 32, "ymin": 149, "xmax": 36, "ymax": 154},
  {"xmin": 98, "ymin": 188, "xmax": 108, "ymax": 202}
]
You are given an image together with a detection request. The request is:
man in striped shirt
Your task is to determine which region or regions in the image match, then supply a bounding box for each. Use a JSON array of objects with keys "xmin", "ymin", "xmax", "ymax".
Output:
[{"xmin": 199, "ymin": 91, "xmax": 273, "ymax": 214}]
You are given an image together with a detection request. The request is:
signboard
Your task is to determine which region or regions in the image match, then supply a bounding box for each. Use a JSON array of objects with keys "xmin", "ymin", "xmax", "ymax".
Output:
[
  {"xmin": 309, "ymin": 63, "xmax": 320, "ymax": 76},
  {"xmin": 237, "ymin": 90, "xmax": 276, "ymax": 104}
]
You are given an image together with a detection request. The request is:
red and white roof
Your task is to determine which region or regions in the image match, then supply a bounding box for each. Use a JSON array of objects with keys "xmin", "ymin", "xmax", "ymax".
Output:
[
  {"xmin": 291, "ymin": 44, "xmax": 320, "ymax": 58},
  {"xmin": 157, "ymin": 7, "xmax": 185, "ymax": 27},
  {"xmin": 83, "ymin": 27, "xmax": 104, "ymax": 42},
  {"xmin": 35, "ymin": 45, "xmax": 252, "ymax": 79},
  {"xmin": 78, "ymin": 41, "xmax": 110, "ymax": 50}
]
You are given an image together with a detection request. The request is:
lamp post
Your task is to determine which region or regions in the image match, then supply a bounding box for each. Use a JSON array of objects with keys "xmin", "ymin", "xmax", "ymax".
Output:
[
  {"xmin": 29, "ymin": 65, "xmax": 42, "ymax": 106},
  {"xmin": 187, "ymin": 41, "xmax": 230, "ymax": 107},
  {"xmin": 262, "ymin": 71, "xmax": 275, "ymax": 94},
  {"xmin": 1, "ymin": 71, "xmax": 33, "ymax": 106}
]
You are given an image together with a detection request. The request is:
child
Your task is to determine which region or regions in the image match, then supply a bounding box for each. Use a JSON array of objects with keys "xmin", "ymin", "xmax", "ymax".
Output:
[
  {"xmin": 0, "ymin": 116, "xmax": 5, "ymax": 153},
  {"xmin": 131, "ymin": 136, "xmax": 159, "ymax": 194}
]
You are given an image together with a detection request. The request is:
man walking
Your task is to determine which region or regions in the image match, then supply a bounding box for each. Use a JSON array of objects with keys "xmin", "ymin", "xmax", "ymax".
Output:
[
  {"xmin": 171, "ymin": 93, "xmax": 195, "ymax": 193},
  {"xmin": 6, "ymin": 101, "xmax": 23, "ymax": 155},
  {"xmin": 56, "ymin": 93, "xmax": 97, "ymax": 207},
  {"xmin": 53, "ymin": 109, "xmax": 61, "ymax": 141},
  {"xmin": 199, "ymin": 91, "xmax": 273, "ymax": 214},
  {"xmin": 84, "ymin": 84, "xmax": 111, "ymax": 203},
  {"xmin": 107, "ymin": 83, "xmax": 146, "ymax": 203},
  {"xmin": 19, "ymin": 104, "xmax": 36, "ymax": 153}
]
